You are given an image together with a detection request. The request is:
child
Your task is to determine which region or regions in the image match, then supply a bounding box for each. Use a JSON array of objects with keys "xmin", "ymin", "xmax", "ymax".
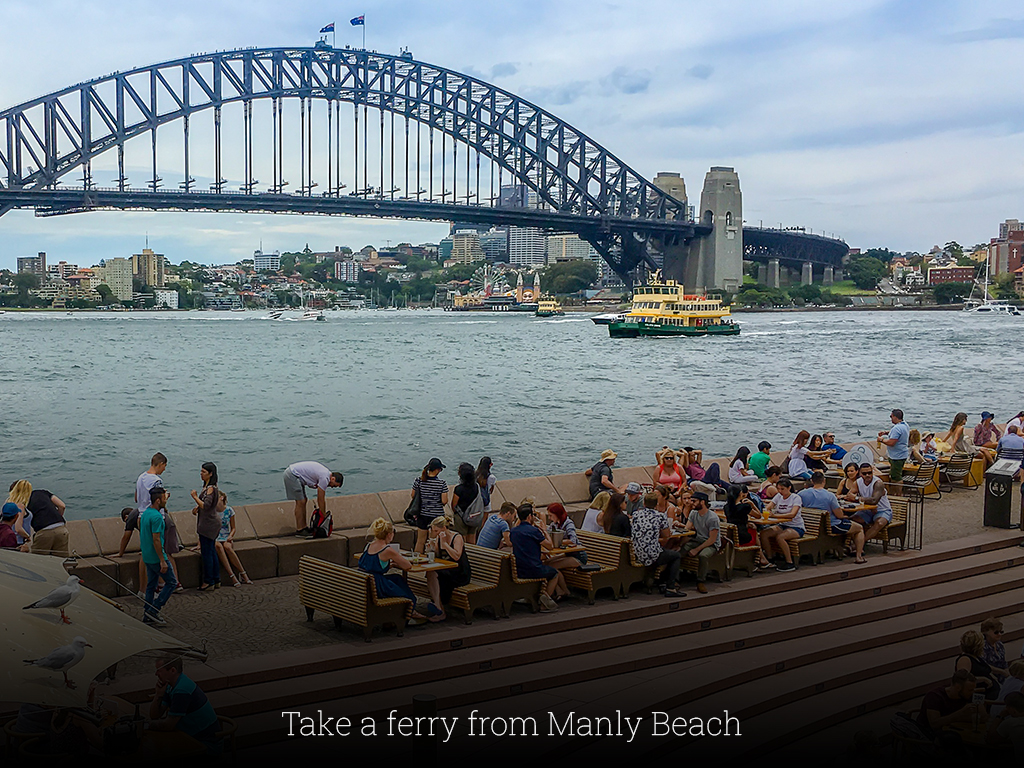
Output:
[{"xmin": 215, "ymin": 492, "xmax": 253, "ymax": 586}]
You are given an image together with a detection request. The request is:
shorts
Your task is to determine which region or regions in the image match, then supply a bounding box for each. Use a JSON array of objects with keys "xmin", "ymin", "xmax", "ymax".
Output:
[
  {"xmin": 790, "ymin": 470, "xmax": 813, "ymax": 480},
  {"xmin": 889, "ymin": 459, "xmax": 906, "ymax": 482},
  {"xmin": 451, "ymin": 514, "xmax": 481, "ymax": 538},
  {"xmin": 853, "ymin": 507, "xmax": 892, "ymax": 526},
  {"xmin": 568, "ymin": 551, "xmax": 588, "ymax": 565},
  {"xmin": 781, "ymin": 525, "xmax": 806, "ymax": 537},
  {"xmin": 831, "ymin": 518, "xmax": 853, "ymax": 534},
  {"xmin": 283, "ymin": 469, "xmax": 307, "ymax": 501},
  {"xmin": 416, "ymin": 513, "xmax": 439, "ymax": 531},
  {"xmin": 521, "ymin": 564, "xmax": 558, "ymax": 581}
]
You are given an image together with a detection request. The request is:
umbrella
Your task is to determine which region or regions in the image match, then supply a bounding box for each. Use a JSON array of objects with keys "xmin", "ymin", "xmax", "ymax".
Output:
[{"xmin": 0, "ymin": 548, "xmax": 193, "ymax": 708}]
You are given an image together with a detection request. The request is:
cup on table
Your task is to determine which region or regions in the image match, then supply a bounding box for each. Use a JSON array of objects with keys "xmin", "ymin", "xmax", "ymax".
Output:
[
  {"xmin": 426, "ymin": 551, "xmax": 435, "ymax": 563},
  {"xmin": 762, "ymin": 509, "xmax": 770, "ymax": 521},
  {"xmin": 551, "ymin": 530, "xmax": 564, "ymax": 548}
]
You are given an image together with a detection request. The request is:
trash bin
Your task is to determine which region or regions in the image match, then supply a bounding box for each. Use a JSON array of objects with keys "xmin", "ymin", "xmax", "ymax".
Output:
[{"xmin": 984, "ymin": 459, "xmax": 1018, "ymax": 528}]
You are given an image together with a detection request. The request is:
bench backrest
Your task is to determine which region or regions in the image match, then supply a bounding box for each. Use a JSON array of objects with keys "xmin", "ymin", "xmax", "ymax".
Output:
[
  {"xmin": 888, "ymin": 496, "xmax": 909, "ymax": 525},
  {"xmin": 802, "ymin": 510, "xmax": 826, "ymax": 538},
  {"xmin": 463, "ymin": 544, "xmax": 504, "ymax": 585},
  {"xmin": 577, "ymin": 530, "xmax": 626, "ymax": 568},
  {"xmin": 298, "ymin": 555, "xmax": 372, "ymax": 623}
]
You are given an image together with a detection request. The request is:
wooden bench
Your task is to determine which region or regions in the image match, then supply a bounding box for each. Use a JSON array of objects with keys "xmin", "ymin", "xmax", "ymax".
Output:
[
  {"xmin": 869, "ymin": 496, "xmax": 909, "ymax": 553},
  {"xmin": 504, "ymin": 553, "xmax": 546, "ymax": 614},
  {"xmin": 564, "ymin": 531, "xmax": 628, "ymax": 604},
  {"xmin": 680, "ymin": 528, "xmax": 734, "ymax": 582},
  {"xmin": 764, "ymin": 510, "xmax": 827, "ymax": 566},
  {"xmin": 298, "ymin": 555, "xmax": 411, "ymax": 642},
  {"xmin": 407, "ymin": 544, "xmax": 504, "ymax": 624},
  {"xmin": 720, "ymin": 522, "xmax": 763, "ymax": 578}
]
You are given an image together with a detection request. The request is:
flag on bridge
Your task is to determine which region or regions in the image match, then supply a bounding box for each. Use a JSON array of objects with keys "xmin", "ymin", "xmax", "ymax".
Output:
[
  {"xmin": 319, "ymin": 22, "xmax": 335, "ymax": 33},
  {"xmin": 350, "ymin": 15, "xmax": 365, "ymax": 26}
]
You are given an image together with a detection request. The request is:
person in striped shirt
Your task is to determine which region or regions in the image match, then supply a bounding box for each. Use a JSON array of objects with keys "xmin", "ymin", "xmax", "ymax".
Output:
[{"xmin": 412, "ymin": 458, "xmax": 449, "ymax": 553}]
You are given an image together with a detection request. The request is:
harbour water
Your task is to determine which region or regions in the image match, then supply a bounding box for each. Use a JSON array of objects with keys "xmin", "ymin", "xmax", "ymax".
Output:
[{"xmin": 0, "ymin": 308, "xmax": 1014, "ymax": 520}]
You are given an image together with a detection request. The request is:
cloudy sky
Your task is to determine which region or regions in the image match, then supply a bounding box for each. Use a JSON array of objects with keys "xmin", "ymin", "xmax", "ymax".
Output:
[{"xmin": 1, "ymin": 0, "xmax": 1022, "ymax": 270}]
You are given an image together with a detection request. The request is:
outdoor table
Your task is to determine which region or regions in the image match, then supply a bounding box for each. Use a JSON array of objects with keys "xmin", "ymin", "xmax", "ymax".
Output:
[
  {"xmin": 401, "ymin": 555, "xmax": 459, "ymax": 573},
  {"xmin": 546, "ymin": 545, "xmax": 587, "ymax": 557}
]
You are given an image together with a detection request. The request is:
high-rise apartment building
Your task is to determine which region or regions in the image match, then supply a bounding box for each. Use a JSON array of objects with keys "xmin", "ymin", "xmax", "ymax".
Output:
[
  {"xmin": 47, "ymin": 261, "xmax": 79, "ymax": 279},
  {"xmin": 450, "ymin": 230, "xmax": 485, "ymax": 264},
  {"xmin": 17, "ymin": 252, "xmax": 47, "ymax": 278},
  {"xmin": 508, "ymin": 227, "xmax": 547, "ymax": 266},
  {"xmin": 334, "ymin": 260, "xmax": 360, "ymax": 282},
  {"xmin": 132, "ymin": 248, "xmax": 165, "ymax": 287},
  {"xmin": 479, "ymin": 228, "xmax": 508, "ymax": 262},
  {"xmin": 253, "ymin": 249, "xmax": 281, "ymax": 272},
  {"xmin": 95, "ymin": 257, "xmax": 133, "ymax": 300}
]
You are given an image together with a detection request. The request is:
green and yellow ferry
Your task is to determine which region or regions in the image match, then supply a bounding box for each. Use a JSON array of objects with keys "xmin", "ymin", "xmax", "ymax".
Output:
[
  {"xmin": 535, "ymin": 300, "xmax": 565, "ymax": 317},
  {"xmin": 608, "ymin": 278, "xmax": 740, "ymax": 338}
]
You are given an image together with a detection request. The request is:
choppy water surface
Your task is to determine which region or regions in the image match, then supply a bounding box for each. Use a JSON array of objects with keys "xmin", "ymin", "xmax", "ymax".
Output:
[{"xmin": 0, "ymin": 308, "xmax": 1012, "ymax": 519}]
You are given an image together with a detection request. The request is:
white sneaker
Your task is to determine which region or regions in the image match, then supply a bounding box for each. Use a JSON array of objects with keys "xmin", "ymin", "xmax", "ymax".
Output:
[{"xmin": 539, "ymin": 593, "xmax": 558, "ymax": 612}]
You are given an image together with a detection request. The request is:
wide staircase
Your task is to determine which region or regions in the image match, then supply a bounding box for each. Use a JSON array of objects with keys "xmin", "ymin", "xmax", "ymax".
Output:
[{"xmin": 106, "ymin": 530, "xmax": 1024, "ymax": 759}]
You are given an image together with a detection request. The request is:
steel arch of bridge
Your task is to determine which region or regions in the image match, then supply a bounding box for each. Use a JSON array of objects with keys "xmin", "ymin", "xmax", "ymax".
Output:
[{"xmin": 0, "ymin": 46, "xmax": 698, "ymax": 276}]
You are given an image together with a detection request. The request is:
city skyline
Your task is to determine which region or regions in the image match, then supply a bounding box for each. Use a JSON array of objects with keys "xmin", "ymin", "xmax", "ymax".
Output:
[{"xmin": 2, "ymin": 0, "xmax": 1023, "ymax": 269}]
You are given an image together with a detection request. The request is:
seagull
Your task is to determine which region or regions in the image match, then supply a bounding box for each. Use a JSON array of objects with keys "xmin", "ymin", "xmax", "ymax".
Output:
[
  {"xmin": 23, "ymin": 575, "xmax": 82, "ymax": 624},
  {"xmin": 23, "ymin": 636, "xmax": 92, "ymax": 689}
]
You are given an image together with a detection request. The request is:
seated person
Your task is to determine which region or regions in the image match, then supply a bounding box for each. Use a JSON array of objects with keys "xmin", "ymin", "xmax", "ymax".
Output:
[
  {"xmin": 477, "ymin": 502, "xmax": 516, "ymax": 549},
  {"xmin": 907, "ymin": 429, "xmax": 926, "ymax": 465},
  {"xmin": 682, "ymin": 492, "xmax": 721, "ymax": 593},
  {"xmin": 820, "ymin": 432, "xmax": 847, "ymax": 465},
  {"xmin": 748, "ymin": 441, "xmax": 773, "ymax": 479},
  {"xmin": 624, "ymin": 482, "xmax": 645, "ymax": 514},
  {"xmin": 654, "ymin": 484, "xmax": 683, "ymax": 524},
  {"xmin": 804, "ymin": 435, "xmax": 831, "ymax": 471},
  {"xmin": 987, "ymin": 691, "xmax": 1024, "ymax": 757},
  {"xmin": 680, "ymin": 449, "xmax": 722, "ymax": 493},
  {"xmin": 982, "ymin": 617, "xmax": 1010, "ymax": 683},
  {"xmin": 993, "ymin": 660, "xmax": 1024, "ymax": 717},
  {"xmin": 358, "ymin": 518, "xmax": 430, "ymax": 621},
  {"xmin": 0, "ymin": 503, "xmax": 21, "ymax": 550},
  {"xmin": 835, "ymin": 461, "xmax": 860, "ymax": 498},
  {"xmin": 956, "ymin": 630, "xmax": 999, "ymax": 695},
  {"xmin": 758, "ymin": 466, "xmax": 782, "ymax": 501},
  {"xmin": 997, "ymin": 425, "xmax": 1024, "ymax": 462},
  {"xmin": 728, "ymin": 447, "xmax": 761, "ymax": 485},
  {"xmin": 723, "ymin": 484, "xmax": 771, "ymax": 569},
  {"xmin": 800, "ymin": 470, "xmax": 866, "ymax": 564},
  {"xmin": 916, "ymin": 670, "xmax": 978, "ymax": 741},
  {"xmin": 423, "ymin": 517, "xmax": 471, "ymax": 623},
  {"xmin": 601, "ymin": 493, "xmax": 631, "ymax": 538},
  {"xmin": 760, "ymin": 479, "xmax": 804, "ymax": 572},
  {"xmin": 149, "ymin": 656, "xmax": 220, "ymax": 752},
  {"xmin": 630, "ymin": 497, "xmax": 685, "ymax": 598},
  {"xmin": 581, "ymin": 492, "xmax": 610, "ymax": 534},
  {"xmin": 975, "ymin": 412, "xmax": 1002, "ymax": 450},
  {"xmin": 587, "ymin": 450, "xmax": 622, "ymax": 499},
  {"xmin": 653, "ymin": 449, "xmax": 687, "ymax": 495},
  {"xmin": 843, "ymin": 463, "xmax": 892, "ymax": 543},
  {"xmin": 920, "ymin": 432, "xmax": 939, "ymax": 459},
  {"xmin": 509, "ymin": 504, "xmax": 566, "ymax": 612},
  {"xmin": 545, "ymin": 502, "xmax": 586, "ymax": 569}
]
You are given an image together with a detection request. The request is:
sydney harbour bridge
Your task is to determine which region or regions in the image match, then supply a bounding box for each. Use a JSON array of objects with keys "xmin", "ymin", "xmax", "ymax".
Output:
[{"xmin": 0, "ymin": 45, "xmax": 847, "ymax": 287}]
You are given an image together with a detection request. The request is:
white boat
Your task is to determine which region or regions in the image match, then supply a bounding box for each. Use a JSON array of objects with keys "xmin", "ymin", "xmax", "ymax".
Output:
[
  {"xmin": 265, "ymin": 309, "xmax": 285, "ymax": 320},
  {"xmin": 591, "ymin": 312, "xmax": 625, "ymax": 325},
  {"xmin": 963, "ymin": 260, "xmax": 1021, "ymax": 315},
  {"xmin": 297, "ymin": 308, "xmax": 325, "ymax": 322}
]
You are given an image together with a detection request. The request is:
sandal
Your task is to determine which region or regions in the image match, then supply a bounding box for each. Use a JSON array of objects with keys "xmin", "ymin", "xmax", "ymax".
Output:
[
  {"xmin": 854, "ymin": 557, "xmax": 868, "ymax": 564},
  {"xmin": 197, "ymin": 583, "xmax": 212, "ymax": 592},
  {"xmin": 239, "ymin": 571, "xmax": 254, "ymax": 585},
  {"xmin": 229, "ymin": 574, "xmax": 241, "ymax": 587}
]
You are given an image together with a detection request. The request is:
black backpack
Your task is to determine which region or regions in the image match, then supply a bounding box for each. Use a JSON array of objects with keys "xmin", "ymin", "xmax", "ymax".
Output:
[{"xmin": 309, "ymin": 508, "xmax": 333, "ymax": 539}]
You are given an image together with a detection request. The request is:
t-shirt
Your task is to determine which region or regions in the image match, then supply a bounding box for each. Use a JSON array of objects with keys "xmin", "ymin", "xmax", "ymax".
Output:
[
  {"xmin": 729, "ymin": 460, "xmax": 754, "ymax": 483},
  {"xmin": 799, "ymin": 487, "xmax": 842, "ymax": 527},
  {"xmin": 821, "ymin": 442, "xmax": 847, "ymax": 461},
  {"xmin": 630, "ymin": 507, "xmax": 671, "ymax": 566},
  {"xmin": 689, "ymin": 509, "xmax": 721, "ymax": 549},
  {"xmin": 27, "ymin": 490, "xmax": 64, "ymax": 531},
  {"xmin": 481, "ymin": 473, "xmax": 496, "ymax": 513},
  {"xmin": 916, "ymin": 686, "xmax": 965, "ymax": 737},
  {"xmin": 287, "ymin": 461, "xmax": 333, "ymax": 491},
  {"xmin": 477, "ymin": 514, "xmax": 509, "ymax": 549},
  {"xmin": 509, "ymin": 523, "xmax": 545, "ymax": 577},
  {"xmin": 609, "ymin": 512, "xmax": 631, "ymax": 538},
  {"xmin": 0, "ymin": 522, "xmax": 19, "ymax": 549},
  {"xmin": 788, "ymin": 446, "xmax": 810, "ymax": 476},
  {"xmin": 748, "ymin": 451, "xmax": 772, "ymax": 479},
  {"xmin": 453, "ymin": 481, "xmax": 479, "ymax": 513},
  {"xmin": 626, "ymin": 495, "xmax": 643, "ymax": 514},
  {"xmin": 589, "ymin": 462, "xmax": 613, "ymax": 500},
  {"xmin": 15, "ymin": 509, "xmax": 32, "ymax": 545},
  {"xmin": 136, "ymin": 471, "xmax": 165, "ymax": 514},
  {"xmin": 554, "ymin": 516, "xmax": 579, "ymax": 546},
  {"xmin": 161, "ymin": 673, "xmax": 219, "ymax": 741},
  {"xmin": 685, "ymin": 463, "xmax": 706, "ymax": 481},
  {"xmin": 581, "ymin": 507, "xmax": 602, "ymax": 533},
  {"xmin": 887, "ymin": 422, "xmax": 910, "ymax": 461},
  {"xmin": 770, "ymin": 492, "xmax": 804, "ymax": 530},
  {"xmin": 218, "ymin": 506, "xmax": 234, "ymax": 541},
  {"xmin": 413, "ymin": 476, "xmax": 448, "ymax": 517},
  {"xmin": 997, "ymin": 433, "xmax": 1024, "ymax": 454},
  {"xmin": 139, "ymin": 506, "xmax": 167, "ymax": 565}
]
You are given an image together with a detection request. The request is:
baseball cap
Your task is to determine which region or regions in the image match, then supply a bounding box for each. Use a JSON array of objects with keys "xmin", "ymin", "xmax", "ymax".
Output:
[
  {"xmin": 426, "ymin": 458, "xmax": 446, "ymax": 471},
  {"xmin": 625, "ymin": 482, "xmax": 643, "ymax": 495},
  {"xmin": 1, "ymin": 502, "xmax": 20, "ymax": 519}
]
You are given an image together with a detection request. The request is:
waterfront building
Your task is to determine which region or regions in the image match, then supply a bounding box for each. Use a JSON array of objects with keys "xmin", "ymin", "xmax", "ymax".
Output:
[
  {"xmin": 999, "ymin": 219, "xmax": 1022, "ymax": 240},
  {"xmin": 153, "ymin": 289, "xmax": 179, "ymax": 309},
  {"xmin": 927, "ymin": 264, "xmax": 975, "ymax": 285},
  {"xmin": 132, "ymin": 248, "xmax": 165, "ymax": 287},
  {"xmin": 46, "ymin": 260, "xmax": 78, "ymax": 280},
  {"xmin": 17, "ymin": 252, "xmax": 47, "ymax": 278},
  {"xmin": 254, "ymin": 249, "xmax": 282, "ymax": 272},
  {"xmin": 509, "ymin": 227, "xmax": 547, "ymax": 266},
  {"xmin": 450, "ymin": 230, "xmax": 485, "ymax": 264},
  {"xmin": 334, "ymin": 260, "xmax": 360, "ymax": 283},
  {"xmin": 988, "ymin": 230, "xmax": 1024, "ymax": 277},
  {"xmin": 479, "ymin": 228, "xmax": 508, "ymax": 262},
  {"xmin": 94, "ymin": 257, "xmax": 133, "ymax": 301}
]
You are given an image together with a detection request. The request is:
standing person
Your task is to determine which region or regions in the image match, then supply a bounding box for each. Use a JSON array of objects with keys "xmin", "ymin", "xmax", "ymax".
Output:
[
  {"xmin": 681, "ymin": 492, "xmax": 721, "ymax": 594},
  {"xmin": 587, "ymin": 450, "xmax": 621, "ymax": 499},
  {"xmin": 748, "ymin": 441, "xmax": 773, "ymax": 480},
  {"xmin": 728, "ymin": 447, "xmax": 761, "ymax": 485},
  {"xmin": 214, "ymin": 492, "xmax": 252, "ymax": 587},
  {"xmin": 411, "ymin": 458, "xmax": 448, "ymax": 553},
  {"xmin": 282, "ymin": 461, "xmax": 344, "ymax": 537},
  {"xmin": 761, "ymin": 479, "xmax": 805, "ymax": 572},
  {"xmin": 136, "ymin": 453, "xmax": 168, "ymax": 517},
  {"xmin": 140, "ymin": 487, "xmax": 177, "ymax": 626},
  {"xmin": 190, "ymin": 463, "xmax": 221, "ymax": 591},
  {"xmin": 451, "ymin": 462, "xmax": 483, "ymax": 544},
  {"xmin": 130, "ymin": 452, "xmax": 179, "ymax": 595},
  {"xmin": 877, "ymin": 409, "xmax": 911, "ymax": 483},
  {"xmin": 509, "ymin": 504, "xmax": 565, "ymax": 612},
  {"xmin": 475, "ymin": 457, "xmax": 496, "ymax": 516},
  {"xmin": 424, "ymin": 516, "xmax": 471, "ymax": 622},
  {"xmin": 16, "ymin": 481, "xmax": 70, "ymax": 558}
]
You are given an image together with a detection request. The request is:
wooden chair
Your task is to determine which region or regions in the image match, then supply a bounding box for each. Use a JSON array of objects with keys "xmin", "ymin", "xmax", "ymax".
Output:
[
  {"xmin": 565, "ymin": 531, "xmax": 628, "ymax": 603},
  {"xmin": 722, "ymin": 522, "xmax": 763, "ymax": 577},
  {"xmin": 407, "ymin": 544, "xmax": 505, "ymax": 623},
  {"xmin": 503, "ymin": 554, "xmax": 546, "ymax": 614},
  {"xmin": 680, "ymin": 531, "xmax": 734, "ymax": 582},
  {"xmin": 764, "ymin": 510, "xmax": 825, "ymax": 566},
  {"xmin": 298, "ymin": 555, "xmax": 412, "ymax": 642},
  {"xmin": 868, "ymin": 496, "xmax": 909, "ymax": 553}
]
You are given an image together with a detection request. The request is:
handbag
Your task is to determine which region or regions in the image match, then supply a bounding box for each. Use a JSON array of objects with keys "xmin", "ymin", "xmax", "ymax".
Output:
[{"xmin": 403, "ymin": 485, "xmax": 422, "ymax": 526}]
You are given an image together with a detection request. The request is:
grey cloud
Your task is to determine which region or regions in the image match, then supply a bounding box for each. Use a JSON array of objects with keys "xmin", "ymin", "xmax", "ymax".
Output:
[
  {"xmin": 602, "ymin": 66, "xmax": 652, "ymax": 95},
  {"xmin": 522, "ymin": 81, "xmax": 590, "ymax": 106},
  {"xmin": 490, "ymin": 62, "xmax": 519, "ymax": 78},
  {"xmin": 946, "ymin": 18, "xmax": 1024, "ymax": 42},
  {"xmin": 686, "ymin": 64, "xmax": 714, "ymax": 80}
]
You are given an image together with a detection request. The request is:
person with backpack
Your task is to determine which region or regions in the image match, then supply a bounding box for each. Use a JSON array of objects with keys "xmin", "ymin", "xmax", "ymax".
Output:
[
  {"xmin": 424, "ymin": 516, "xmax": 471, "ymax": 623},
  {"xmin": 451, "ymin": 462, "xmax": 484, "ymax": 544}
]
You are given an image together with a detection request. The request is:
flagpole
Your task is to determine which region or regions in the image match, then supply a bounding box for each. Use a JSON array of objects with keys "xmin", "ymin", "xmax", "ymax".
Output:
[{"xmin": 362, "ymin": 21, "xmax": 365, "ymax": 49}]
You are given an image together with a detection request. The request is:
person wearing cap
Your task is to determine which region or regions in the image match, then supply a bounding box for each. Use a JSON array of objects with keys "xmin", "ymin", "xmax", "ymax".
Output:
[
  {"xmin": 877, "ymin": 409, "xmax": 910, "ymax": 483},
  {"xmin": 748, "ymin": 442, "xmax": 773, "ymax": 480},
  {"xmin": 624, "ymin": 482, "xmax": 645, "ymax": 514},
  {"xmin": 411, "ymin": 458, "xmax": 449, "ymax": 553},
  {"xmin": 587, "ymin": 450, "xmax": 622, "ymax": 500},
  {"xmin": 283, "ymin": 461, "xmax": 345, "ymax": 537},
  {"xmin": 975, "ymin": 412, "xmax": 1002, "ymax": 452},
  {"xmin": 681, "ymin": 492, "xmax": 721, "ymax": 594},
  {"xmin": 0, "ymin": 503, "xmax": 21, "ymax": 550}
]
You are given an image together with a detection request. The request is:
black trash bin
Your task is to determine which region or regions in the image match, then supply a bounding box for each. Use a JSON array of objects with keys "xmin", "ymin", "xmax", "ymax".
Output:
[{"xmin": 984, "ymin": 459, "xmax": 1018, "ymax": 528}]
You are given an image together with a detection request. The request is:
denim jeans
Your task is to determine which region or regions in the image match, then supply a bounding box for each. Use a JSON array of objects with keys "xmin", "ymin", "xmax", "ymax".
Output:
[
  {"xmin": 144, "ymin": 561, "xmax": 178, "ymax": 618},
  {"xmin": 199, "ymin": 535, "xmax": 220, "ymax": 586}
]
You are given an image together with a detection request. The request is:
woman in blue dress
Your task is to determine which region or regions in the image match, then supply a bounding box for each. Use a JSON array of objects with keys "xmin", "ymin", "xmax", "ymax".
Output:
[{"xmin": 358, "ymin": 518, "xmax": 432, "ymax": 621}]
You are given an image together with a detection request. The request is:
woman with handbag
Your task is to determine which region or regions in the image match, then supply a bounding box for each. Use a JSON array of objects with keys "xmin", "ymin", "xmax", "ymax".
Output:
[{"xmin": 409, "ymin": 458, "xmax": 448, "ymax": 553}]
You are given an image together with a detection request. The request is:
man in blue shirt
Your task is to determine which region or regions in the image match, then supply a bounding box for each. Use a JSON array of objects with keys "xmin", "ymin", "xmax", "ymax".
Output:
[
  {"xmin": 149, "ymin": 655, "xmax": 220, "ymax": 751},
  {"xmin": 140, "ymin": 486, "xmax": 177, "ymax": 626},
  {"xmin": 509, "ymin": 504, "xmax": 564, "ymax": 611},
  {"xmin": 477, "ymin": 502, "xmax": 515, "ymax": 550},
  {"xmin": 821, "ymin": 432, "xmax": 847, "ymax": 466},
  {"xmin": 799, "ymin": 471, "xmax": 866, "ymax": 563},
  {"xmin": 878, "ymin": 409, "xmax": 910, "ymax": 482}
]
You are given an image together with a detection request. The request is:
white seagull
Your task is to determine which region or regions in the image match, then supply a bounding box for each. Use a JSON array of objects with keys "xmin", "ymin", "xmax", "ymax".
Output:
[
  {"xmin": 23, "ymin": 575, "xmax": 82, "ymax": 624},
  {"xmin": 23, "ymin": 636, "xmax": 92, "ymax": 689}
]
